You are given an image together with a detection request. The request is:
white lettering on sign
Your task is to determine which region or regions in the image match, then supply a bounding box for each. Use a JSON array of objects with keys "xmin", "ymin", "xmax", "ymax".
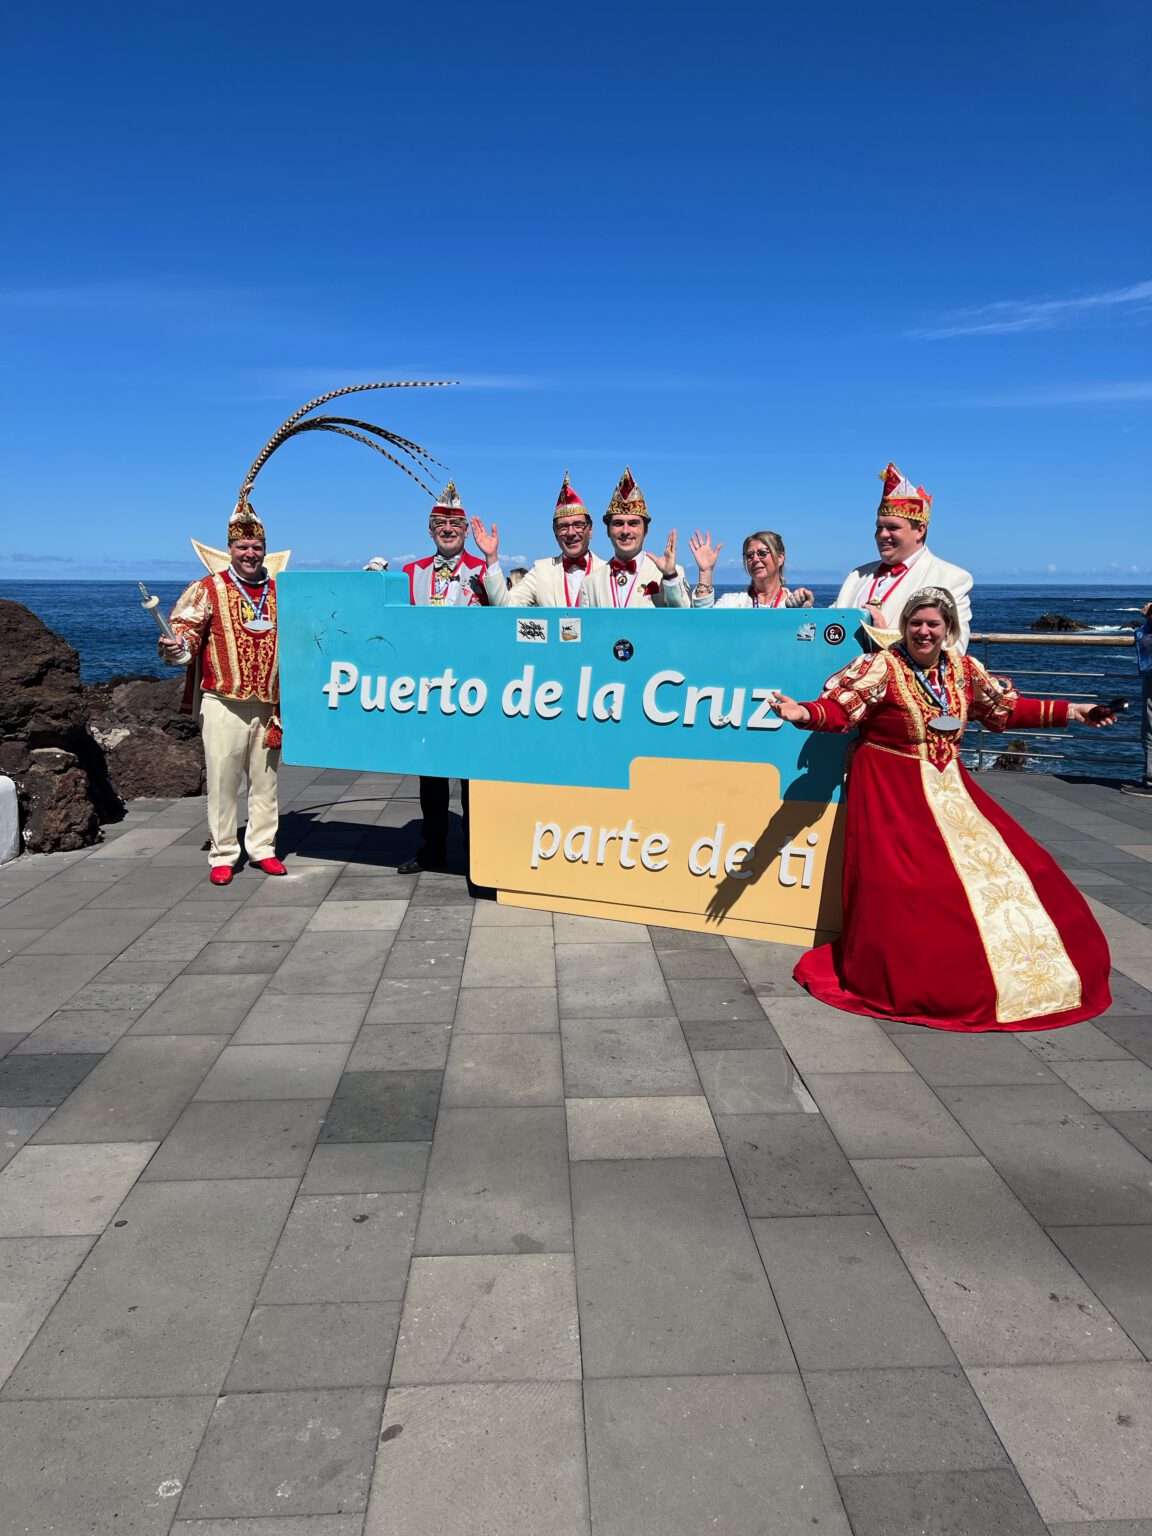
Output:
[
  {"xmin": 778, "ymin": 832, "xmax": 821, "ymax": 889},
  {"xmin": 641, "ymin": 672, "xmax": 782, "ymax": 731},
  {"xmin": 321, "ymin": 659, "xmax": 789, "ymax": 734},
  {"xmin": 525, "ymin": 817, "xmax": 822, "ymax": 882}
]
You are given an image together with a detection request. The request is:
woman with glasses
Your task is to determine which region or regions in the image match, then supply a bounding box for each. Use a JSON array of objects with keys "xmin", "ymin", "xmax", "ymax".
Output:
[{"xmin": 688, "ymin": 529, "xmax": 814, "ymax": 609}]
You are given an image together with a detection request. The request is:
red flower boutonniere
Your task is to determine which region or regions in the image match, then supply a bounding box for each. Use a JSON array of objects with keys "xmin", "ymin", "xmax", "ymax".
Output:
[{"xmin": 642, "ymin": 580, "xmax": 660, "ymax": 597}]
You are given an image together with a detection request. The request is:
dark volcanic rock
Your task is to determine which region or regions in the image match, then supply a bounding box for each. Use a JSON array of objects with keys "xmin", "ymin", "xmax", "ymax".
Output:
[
  {"xmin": 0, "ymin": 599, "xmax": 89, "ymax": 746},
  {"xmin": 86, "ymin": 676, "xmax": 205, "ymax": 799},
  {"xmin": 19, "ymin": 748, "xmax": 100, "ymax": 853},
  {"xmin": 0, "ymin": 600, "xmax": 122, "ymax": 852},
  {"xmin": 1030, "ymin": 612, "xmax": 1088, "ymax": 632}
]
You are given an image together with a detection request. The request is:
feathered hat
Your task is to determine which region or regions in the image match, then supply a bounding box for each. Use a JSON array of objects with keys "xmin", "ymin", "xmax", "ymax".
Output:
[
  {"xmin": 603, "ymin": 466, "xmax": 649, "ymax": 525},
  {"xmin": 430, "ymin": 481, "xmax": 466, "ymax": 519},
  {"xmin": 877, "ymin": 462, "xmax": 932, "ymax": 525},
  {"xmin": 554, "ymin": 471, "xmax": 588, "ymax": 520},
  {"xmin": 192, "ymin": 380, "xmax": 455, "ymax": 575}
]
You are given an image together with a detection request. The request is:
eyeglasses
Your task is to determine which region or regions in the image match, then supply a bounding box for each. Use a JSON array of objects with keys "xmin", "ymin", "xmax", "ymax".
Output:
[
  {"xmin": 554, "ymin": 519, "xmax": 590, "ymax": 534},
  {"xmin": 430, "ymin": 517, "xmax": 467, "ymax": 531}
]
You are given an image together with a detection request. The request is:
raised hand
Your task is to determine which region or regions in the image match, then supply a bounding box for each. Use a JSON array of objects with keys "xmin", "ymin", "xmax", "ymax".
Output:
[
  {"xmin": 768, "ymin": 691, "xmax": 812, "ymax": 725},
  {"xmin": 689, "ymin": 529, "xmax": 723, "ymax": 573},
  {"xmin": 653, "ymin": 528, "xmax": 679, "ymax": 578},
  {"xmin": 470, "ymin": 517, "xmax": 500, "ymax": 563}
]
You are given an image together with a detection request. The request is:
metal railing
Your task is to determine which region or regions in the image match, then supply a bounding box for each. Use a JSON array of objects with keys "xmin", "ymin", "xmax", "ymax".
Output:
[{"xmin": 965, "ymin": 631, "xmax": 1134, "ymax": 772}]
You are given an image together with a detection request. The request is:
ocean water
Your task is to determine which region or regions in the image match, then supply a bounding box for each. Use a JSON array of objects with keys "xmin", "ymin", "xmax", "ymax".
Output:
[{"xmin": 1, "ymin": 579, "xmax": 1144, "ymax": 781}]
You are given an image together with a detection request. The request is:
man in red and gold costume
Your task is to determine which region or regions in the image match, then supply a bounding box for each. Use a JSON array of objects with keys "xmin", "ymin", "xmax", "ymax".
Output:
[
  {"xmin": 161, "ymin": 503, "xmax": 286, "ymax": 886},
  {"xmin": 398, "ymin": 483, "xmax": 487, "ymax": 873}
]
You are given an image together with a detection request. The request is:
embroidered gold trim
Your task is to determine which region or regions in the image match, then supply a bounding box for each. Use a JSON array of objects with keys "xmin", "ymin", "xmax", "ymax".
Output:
[{"xmin": 920, "ymin": 758, "xmax": 1081, "ymax": 1023}]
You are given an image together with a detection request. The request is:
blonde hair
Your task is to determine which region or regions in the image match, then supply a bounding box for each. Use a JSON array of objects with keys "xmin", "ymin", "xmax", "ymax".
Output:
[
  {"xmin": 742, "ymin": 530, "xmax": 786, "ymax": 572},
  {"xmin": 900, "ymin": 587, "xmax": 961, "ymax": 647}
]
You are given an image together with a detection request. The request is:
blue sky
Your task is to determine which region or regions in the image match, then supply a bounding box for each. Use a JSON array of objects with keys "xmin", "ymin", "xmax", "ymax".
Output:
[{"xmin": 2, "ymin": 0, "xmax": 1148, "ymax": 583}]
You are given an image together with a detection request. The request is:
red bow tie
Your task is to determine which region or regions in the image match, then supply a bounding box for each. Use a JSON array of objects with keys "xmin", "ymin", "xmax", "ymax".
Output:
[
  {"xmin": 563, "ymin": 556, "xmax": 587, "ymax": 571},
  {"xmin": 884, "ymin": 561, "xmax": 909, "ymax": 577},
  {"xmin": 610, "ymin": 558, "xmax": 637, "ymax": 574}
]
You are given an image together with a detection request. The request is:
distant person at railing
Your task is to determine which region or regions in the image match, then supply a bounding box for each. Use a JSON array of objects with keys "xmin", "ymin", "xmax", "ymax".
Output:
[
  {"xmin": 687, "ymin": 529, "xmax": 814, "ymax": 609},
  {"xmin": 768, "ymin": 586, "xmax": 1117, "ymax": 1033},
  {"xmin": 835, "ymin": 462, "xmax": 973, "ymax": 652},
  {"xmin": 1123, "ymin": 600, "xmax": 1152, "ymax": 798}
]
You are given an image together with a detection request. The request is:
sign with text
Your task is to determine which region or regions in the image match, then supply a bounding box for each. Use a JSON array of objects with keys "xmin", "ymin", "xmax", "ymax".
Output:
[
  {"xmin": 277, "ymin": 572, "xmax": 855, "ymax": 941},
  {"xmin": 278, "ymin": 571, "xmax": 855, "ymax": 796}
]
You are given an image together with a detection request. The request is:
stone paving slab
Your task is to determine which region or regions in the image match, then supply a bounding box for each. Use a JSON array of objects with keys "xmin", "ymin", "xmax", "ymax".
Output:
[
  {"xmin": 0, "ymin": 1395, "xmax": 216, "ymax": 1536},
  {"xmin": 34, "ymin": 1034, "xmax": 224, "ymax": 1142},
  {"xmin": 390, "ymin": 1253, "xmax": 581, "ymax": 1384},
  {"xmin": 753, "ymin": 1214, "xmax": 955, "ymax": 1370},
  {"xmin": 804, "ymin": 1364, "xmax": 1011, "ymax": 1474},
  {"xmin": 178, "ymin": 1387, "xmax": 383, "ymax": 1521},
  {"xmin": 572, "ymin": 1157, "xmax": 793, "ymax": 1376},
  {"xmin": 855, "ymin": 1156, "xmax": 1142, "ymax": 1365},
  {"xmin": 835, "ymin": 1467, "xmax": 1048, "ymax": 1536},
  {"xmin": 3, "ymin": 1175, "xmax": 298, "ymax": 1398},
  {"xmin": 584, "ymin": 1374, "xmax": 851, "ymax": 1536},
  {"xmin": 367, "ymin": 1381, "xmax": 589, "ymax": 1536},
  {"xmin": 969, "ymin": 1362, "xmax": 1152, "ymax": 1523},
  {"xmin": 0, "ymin": 1140, "xmax": 157, "ymax": 1236},
  {"xmin": 0, "ymin": 768, "xmax": 1147, "ymax": 1532}
]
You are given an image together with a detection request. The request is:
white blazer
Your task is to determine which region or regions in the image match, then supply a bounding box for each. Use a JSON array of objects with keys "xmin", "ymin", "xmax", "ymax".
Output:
[
  {"xmin": 581, "ymin": 553, "xmax": 690, "ymax": 609},
  {"xmin": 835, "ymin": 547, "xmax": 974, "ymax": 653},
  {"xmin": 483, "ymin": 553, "xmax": 606, "ymax": 608}
]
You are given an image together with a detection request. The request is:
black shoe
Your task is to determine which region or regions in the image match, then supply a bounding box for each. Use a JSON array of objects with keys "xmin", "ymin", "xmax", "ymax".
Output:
[
  {"xmin": 1121, "ymin": 781, "xmax": 1152, "ymax": 798},
  {"xmin": 398, "ymin": 848, "xmax": 447, "ymax": 875}
]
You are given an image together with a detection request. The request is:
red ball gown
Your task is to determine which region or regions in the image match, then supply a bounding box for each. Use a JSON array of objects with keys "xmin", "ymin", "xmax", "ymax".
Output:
[{"xmin": 792, "ymin": 649, "xmax": 1111, "ymax": 1032}]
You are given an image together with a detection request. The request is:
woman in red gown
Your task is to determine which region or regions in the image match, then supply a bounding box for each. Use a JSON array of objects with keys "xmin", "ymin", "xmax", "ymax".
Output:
[{"xmin": 770, "ymin": 588, "xmax": 1116, "ymax": 1032}]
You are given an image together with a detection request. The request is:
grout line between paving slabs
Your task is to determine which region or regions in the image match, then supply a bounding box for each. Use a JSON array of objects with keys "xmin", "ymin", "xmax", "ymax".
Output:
[{"xmin": 349, "ymin": 891, "xmax": 473, "ymax": 1524}]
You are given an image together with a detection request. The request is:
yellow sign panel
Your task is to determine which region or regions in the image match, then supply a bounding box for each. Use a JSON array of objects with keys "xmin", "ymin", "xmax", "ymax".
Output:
[{"xmin": 470, "ymin": 757, "xmax": 843, "ymax": 944}]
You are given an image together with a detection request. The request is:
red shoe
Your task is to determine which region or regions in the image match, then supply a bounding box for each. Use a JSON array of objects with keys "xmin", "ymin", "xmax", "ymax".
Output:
[
  {"xmin": 209, "ymin": 866, "xmax": 234, "ymax": 886},
  {"xmin": 254, "ymin": 857, "xmax": 287, "ymax": 876}
]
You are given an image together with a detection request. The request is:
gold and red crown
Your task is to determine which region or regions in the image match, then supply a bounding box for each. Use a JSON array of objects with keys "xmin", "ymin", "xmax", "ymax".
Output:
[
  {"xmin": 878, "ymin": 462, "xmax": 932, "ymax": 525},
  {"xmin": 228, "ymin": 501, "xmax": 266, "ymax": 544},
  {"xmin": 554, "ymin": 471, "xmax": 587, "ymax": 519},
  {"xmin": 604, "ymin": 466, "xmax": 649, "ymax": 522}
]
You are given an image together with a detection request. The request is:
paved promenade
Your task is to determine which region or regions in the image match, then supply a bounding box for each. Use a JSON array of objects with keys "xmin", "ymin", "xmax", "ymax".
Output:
[{"xmin": 1, "ymin": 765, "xmax": 1151, "ymax": 1536}]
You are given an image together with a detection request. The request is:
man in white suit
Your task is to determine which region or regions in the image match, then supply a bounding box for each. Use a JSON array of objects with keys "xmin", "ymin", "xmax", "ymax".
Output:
[
  {"xmin": 472, "ymin": 473, "xmax": 605, "ymax": 607},
  {"xmin": 581, "ymin": 467, "xmax": 690, "ymax": 609},
  {"xmin": 836, "ymin": 462, "xmax": 974, "ymax": 652}
]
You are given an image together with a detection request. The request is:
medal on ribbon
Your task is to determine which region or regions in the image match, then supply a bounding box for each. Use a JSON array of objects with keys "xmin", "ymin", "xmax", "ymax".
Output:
[{"xmin": 898, "ymin": 646, "xmax": 962, "ymax": 734}]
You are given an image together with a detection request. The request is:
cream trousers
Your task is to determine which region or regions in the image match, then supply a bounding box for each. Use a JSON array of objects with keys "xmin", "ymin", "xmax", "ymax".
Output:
[{"xmin": 199, "ymin": 692, "xmax": 279, "ymax": 867}]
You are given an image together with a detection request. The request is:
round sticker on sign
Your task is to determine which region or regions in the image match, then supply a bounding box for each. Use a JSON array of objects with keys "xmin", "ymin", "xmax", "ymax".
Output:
[
  {"xmin": 612, "ymin": 639, "xmax": 634, "ymax": 662},
  {"xmin": 823, "ymin": 623, "xmax": 846, "ymax": 645}
]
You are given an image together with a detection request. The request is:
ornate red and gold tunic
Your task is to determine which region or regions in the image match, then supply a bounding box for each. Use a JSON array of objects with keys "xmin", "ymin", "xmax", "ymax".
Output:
[
  {"xmin": 169, "ymin": 572, "xmax": 279, "ymax": 708},
  {"xmin": 792, "ymin": 648, "xmax": 1111, "ymax": 1031}
]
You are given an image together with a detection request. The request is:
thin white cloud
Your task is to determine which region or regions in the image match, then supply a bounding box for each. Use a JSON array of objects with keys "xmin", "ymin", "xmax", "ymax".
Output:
[
  {"xmin": 913, "ymin": 279, "xmax": 1152, "ymax": 339},
  {"xmin": 960, "ymin": 380, "xmax": 1152, "ymax": 407}
]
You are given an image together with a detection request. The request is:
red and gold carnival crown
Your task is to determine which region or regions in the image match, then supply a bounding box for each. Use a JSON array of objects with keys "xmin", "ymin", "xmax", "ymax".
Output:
[
  {"xmin": 554, "ymin": 471, "xmax": 587, "ymax": 520},
  {"xmin": 431, "ymin": 481, "xmax": 466, "ymax": 519},
  {"xmin": 604, "ymin": 466, "xmax": 649, "ymax": 524},
  {"xmin": 227, "ymin": 501, "xmax": 266, "ymax": 544},
  {"xmin": 878, "ymin": 462, "xmax": 932, "ymax": 525}
]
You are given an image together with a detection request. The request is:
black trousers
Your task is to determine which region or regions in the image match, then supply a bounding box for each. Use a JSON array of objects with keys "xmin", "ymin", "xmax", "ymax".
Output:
[{"xmin": 418, "ymin": 776, "xmax": 469, "ymax": 859}]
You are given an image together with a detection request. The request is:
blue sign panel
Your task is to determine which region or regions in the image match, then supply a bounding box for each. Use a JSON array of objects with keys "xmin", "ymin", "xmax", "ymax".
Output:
[{"xmin": 277, "ymin": 572, "xmax": 857, "ymax": 800}]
